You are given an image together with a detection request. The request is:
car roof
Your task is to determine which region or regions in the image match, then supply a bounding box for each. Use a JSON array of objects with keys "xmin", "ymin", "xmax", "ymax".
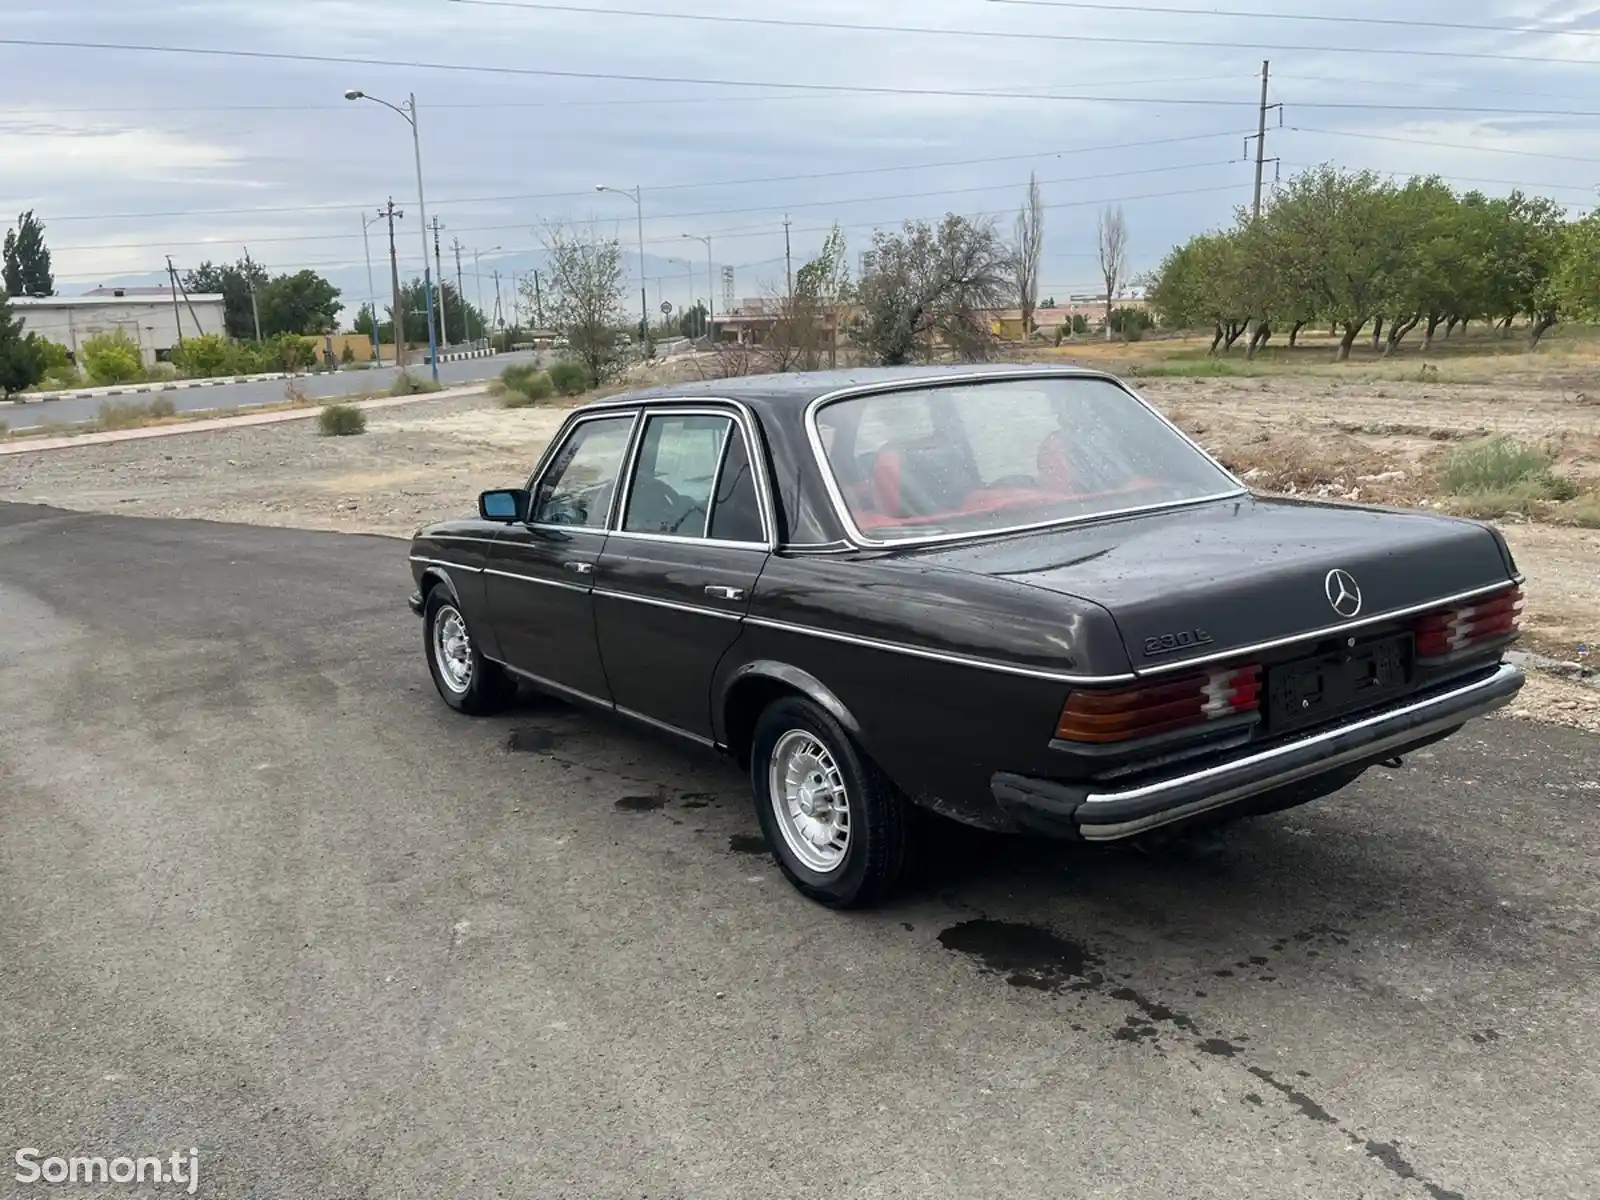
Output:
[{"xmin": 599, "ymin": 362, "xmax": 1111, "ymax": 415}]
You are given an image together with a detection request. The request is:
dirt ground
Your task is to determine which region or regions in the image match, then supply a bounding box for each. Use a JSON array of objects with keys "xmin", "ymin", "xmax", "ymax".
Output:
[{"xmin": 2, "ymin": 372, "xmax": 1595, "ymax": 731}]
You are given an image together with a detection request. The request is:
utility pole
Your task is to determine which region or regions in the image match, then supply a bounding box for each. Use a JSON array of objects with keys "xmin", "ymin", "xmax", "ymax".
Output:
[
  {"xmin": 472, "ymin": 247, "xmax": 488, "ymax": 338},
  {"xmin": 492, "ymin": 269, "xmax": 504, "ymax": 334},
  {"xmin": 163, "ymin": 254, "xmax": 183, "ymax": 345},
  {"xmin": 167, "ymin": 256, "xmax": 204, "ymax": 339},
  {"xmin": 451, "ymin": 238, "xmax": 468, "ymax": 344},
  {"xmin": 241, "ymin": 246, "xmax": 263, "ymax": 341},
  {"xmin": 532, "ymin": 270, "xmax": 543, "ymax": 329},
  {"xmin": 1248, "ymin": 60, "xmax": 1281, "ymax": 220},
  {"xmin": 380, "ymin": 197, "xmax": 407, "ymax": 368},
  {"xmin": 783, "ymin": 215, "xmax": 793, "ymax": 300},
  {"xmin": 430, "ymin": 216, "xmax": 447, "ymax": 346}
]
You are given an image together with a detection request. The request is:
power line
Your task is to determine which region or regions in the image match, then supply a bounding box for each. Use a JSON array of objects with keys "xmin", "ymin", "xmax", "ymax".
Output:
[
  {"xmin": 982, "ymin": 0, "xmax": 1600, "ymax": 40},
  {"xmin": 49, "ymin": 160, "xmax": 1245, "ymax": 253},
  {"xmin": 1278, "ymin": 161, "xmax": 1600, "ymax": 195},
  {"xmin": 2, "ymin": 73, "xmax": 1248, "ymax": 115},
  {"xmin": 35, "ymin": 128, "xmax": 1249, "ymax": 223},
  {"xmin": 1289, "ymin": 125, "xmax": 1600, "ymax": 166},
  {"xmin": 444, "ymin": 0, "xmax": 1600, "ymax": 65},
  {"xmin": 3, "ymin": 34, "xmax": 1590, "ymax": 96}
]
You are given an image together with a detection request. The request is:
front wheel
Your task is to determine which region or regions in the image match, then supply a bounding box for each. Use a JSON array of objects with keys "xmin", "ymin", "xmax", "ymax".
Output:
[
  {"xmin": 423, "ymin": 587, "xmax": 515, "ymax": 715},
  {"xmin": 750, "ymin": 697, "xmax": 911, "ymax": 908}
]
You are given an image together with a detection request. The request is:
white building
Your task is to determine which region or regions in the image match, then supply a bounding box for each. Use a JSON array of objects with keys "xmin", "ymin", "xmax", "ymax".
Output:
[{"xmin": 11, "ymin": 291, "xmax": 227, "ymax": 368}]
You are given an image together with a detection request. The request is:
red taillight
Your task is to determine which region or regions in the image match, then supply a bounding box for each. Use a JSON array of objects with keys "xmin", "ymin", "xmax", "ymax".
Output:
[
  {"xmin": 1056, "ymin": 664, "xmax": 1262, "ymax": 744},
  {"xmin": 1413, "ymin": 585, "xmax": 1523, "ymax": 660}
]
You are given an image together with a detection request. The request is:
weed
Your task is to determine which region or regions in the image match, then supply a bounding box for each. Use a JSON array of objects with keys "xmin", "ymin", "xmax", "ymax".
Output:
[
  {"xmin": 498, "ymin": 365, "xmax": 556, "ymax": 407},
  {"xmin": 1549, "ymin": 493, "xmax": 1600, "ymax": 529},
  {"xmin": 390, "ymin": 371, "xmax": 442, "ymax": 397},
  {"xmin": 1124, "ymin": 357, "xmax": 1265, "ymax": 379},
  {"xmin": 317, "ymin": 404, "xmax": 367, "ymax": 436},
  {"xmin": 93, "ymin": 396, "xmax": 176, "ymax": 431},
  {"xmin": 1439, "ymin": 435, "xmax": 1576, "ymax": 500}
]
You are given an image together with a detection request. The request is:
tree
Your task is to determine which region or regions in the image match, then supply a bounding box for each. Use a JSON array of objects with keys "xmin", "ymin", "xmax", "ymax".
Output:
[
  {"xmin": 853, "ymin": 214, "xmax": 1010, "ymax": 365},
  {"xmin": 183, "ymin": 258, "xmax": 268, "ymax": 341},
  {"xmin": 1012, "ymin": 173, "xmax": 1044, "ymax": 337},
  {"xmin": 3, "ymin": 210, "xmax": 53, "ymax": 297},
  {"xmin": 530, "ymin": 222, "xmax": 628, "ymax": 383},
  {"xmin": 389, "ymin": 278, "xmax": 485, "ymax": 345},
  {"xmin": 1551, "ymin": 211, "xmax": 1600, "ymax": 326},
  {"xmin": 676, "ymin": 302, "xmax": 709, "ymax": 338},
  {"xmin": 257, "ymin": 270, "xmax": 341, "ymax": 337},
  {"xmin": 1096, "ymin": 205, "xmax": 1128, "ymax": 341},
  {"xmin": 0, "ymin": 293, "xmax": 47, "ymax": 396},
  {"xmin": 767, "ymin": 223, "xmax": 853, "ymax": 371}
]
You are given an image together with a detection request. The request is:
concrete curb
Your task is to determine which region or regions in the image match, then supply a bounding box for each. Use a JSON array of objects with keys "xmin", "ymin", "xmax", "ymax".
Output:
[
  {"xmin": 17, "ymin": 350, "xmax": 497, "ymax": 403},
  {"xmin": 0, "ymin": 384, "xmax": 490, "ymax": 457}
]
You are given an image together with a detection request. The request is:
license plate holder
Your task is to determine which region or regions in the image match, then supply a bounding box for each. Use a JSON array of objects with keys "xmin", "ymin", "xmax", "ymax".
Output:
[{"xmin": 1267, "ymin": 634, "xmax": 1413, "ymax": 733}]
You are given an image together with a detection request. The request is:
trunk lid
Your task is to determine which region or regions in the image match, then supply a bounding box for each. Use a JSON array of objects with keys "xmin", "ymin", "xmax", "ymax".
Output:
[{"xmin": 913, "ymin": 496, "xmax": 1515, "ymax": 673}]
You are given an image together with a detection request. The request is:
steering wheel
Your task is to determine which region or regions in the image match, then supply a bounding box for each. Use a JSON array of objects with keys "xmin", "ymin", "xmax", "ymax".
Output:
[{"xmin": 628, "ymin": 475, "xmax": 690, "ymax": 531}]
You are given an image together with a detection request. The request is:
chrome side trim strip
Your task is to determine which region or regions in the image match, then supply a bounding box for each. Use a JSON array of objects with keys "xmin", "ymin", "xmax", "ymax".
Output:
[
  {"xmin": 615, "ymin": 704, "xmax": 717, "ymax": 747},
  {"xmin": 409, "ymin": 555, "xmax": 483, "ymax": 574},
  {"xmin": 1134, "ymin": 578, "xmax": 1524, "ymax": 676},
  {"xmin": 429, "ymin": 533, "xmax": 503, "ymax": 546},
  {"xmin": 487, "ymin": 657, "xmax": 719, "ymax": 748},
  {"xmin": 485, "ymin": 566, "xmax": 588, "ymax": 592},
  {"xmin": 593, "ymin": 588, "xmax": 742, "ymax": 621},
  {"xmin": 489, "ymin": 658, "xmax": 612, "ymax": 708},
  {"xmin": 1077, "ymin": 663, "xmax": 1523, "ymax": 834},
  {"xmin": 801, "ymin": 368, "xmax": 1248, "ymax": 550},
  {"xmin": 745, "ymin": 615, "xmax": 1132, "ymax": 684}
]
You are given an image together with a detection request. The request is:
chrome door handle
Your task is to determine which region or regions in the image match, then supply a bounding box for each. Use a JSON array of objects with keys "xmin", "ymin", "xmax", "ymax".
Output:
[
  {"xmin": 562, "ymin": 561, "xmax": 594, "ymax": 575},
  {"xmin": 704, "ymin": 585, "xmax": 746, "ymax": 601}
]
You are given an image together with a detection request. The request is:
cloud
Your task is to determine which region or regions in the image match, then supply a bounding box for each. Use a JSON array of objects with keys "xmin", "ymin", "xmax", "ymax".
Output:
[{"xmin": 2, "ymin": 0, "xmax": 1596, "ymax": 309}]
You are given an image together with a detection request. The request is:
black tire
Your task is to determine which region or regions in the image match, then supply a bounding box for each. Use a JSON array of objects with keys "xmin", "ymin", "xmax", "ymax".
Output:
[
  {"xmin": 423, "ymin": 586, "xmax": 515, "ymax": 715},
  {"xmin": 750, "ymin": 696, "xmax": 912, "ymax": 909}
]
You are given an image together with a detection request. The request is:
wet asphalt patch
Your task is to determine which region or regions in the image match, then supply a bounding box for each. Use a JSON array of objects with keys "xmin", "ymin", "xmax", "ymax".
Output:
[{"xmin": 937, "ymin": 916, "xmax": 1467, "ymax": 1200}]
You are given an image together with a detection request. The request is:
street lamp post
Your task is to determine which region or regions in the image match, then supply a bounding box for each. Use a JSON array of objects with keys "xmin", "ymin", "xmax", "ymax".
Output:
[
  {"xmin": 361, "ymin": 212, "xmax": 384, "ymax": 364},
  {"xmin": 681, "ymin": 233, "xmax": 714, "ymax": 342},
  {"xmin": 345, "ymin": 87, "xmax": 440, "ymax": 383},
  {"xmin": 596, "ymin": 183, "xmax": 647, "ymax": 346}
]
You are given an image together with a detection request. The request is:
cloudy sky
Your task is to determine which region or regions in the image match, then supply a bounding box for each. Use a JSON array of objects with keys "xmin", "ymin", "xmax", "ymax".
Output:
[{"xmin": 3, "ymin": 0, "xmax": 1598, "ymax": 322}]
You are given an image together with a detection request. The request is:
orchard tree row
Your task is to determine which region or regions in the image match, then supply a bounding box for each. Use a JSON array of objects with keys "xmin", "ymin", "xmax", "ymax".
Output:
[{"xmin": 1146, "ymin": 165, "xmax": 1600, "ymax": 359}]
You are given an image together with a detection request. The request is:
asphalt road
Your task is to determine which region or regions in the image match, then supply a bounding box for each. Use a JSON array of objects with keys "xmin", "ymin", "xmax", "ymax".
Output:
[
  {"xmin": 1, "ymin": 502, "xmax": 1596, "ymax": 1199},
  {"xmin": 9, "ymin": 351, "xmax": 544, "ymax": 429}
]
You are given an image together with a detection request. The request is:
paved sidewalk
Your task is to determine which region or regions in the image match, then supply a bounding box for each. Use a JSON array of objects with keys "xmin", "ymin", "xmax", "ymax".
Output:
[{"xmin": 0, "ymin": 384, "xmax": 488, "ymax": 457}]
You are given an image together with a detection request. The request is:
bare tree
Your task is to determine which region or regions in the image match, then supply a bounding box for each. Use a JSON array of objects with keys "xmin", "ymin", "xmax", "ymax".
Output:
[
  {"xmin": 528, "ymin": 221, "xmax": 627, "ymax": 383},
  {"xmin": 1096, "ymin": 204, "xmax": 1128, "ymax": 341},
  {"xmin": 1012, "ymin": 173, "xmax": 1044, "ymax": 338},
  {"xmin": 854, "ymin": 215, "xmax": 1011, "ymax": 365}
]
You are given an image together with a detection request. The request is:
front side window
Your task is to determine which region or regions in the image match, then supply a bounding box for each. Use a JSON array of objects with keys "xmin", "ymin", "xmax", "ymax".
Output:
[
  {"xmin": 623, "ymin": 413, "xmax": 731, "ymax": 538},
  {"xmin": 531, "ymin": 414, "xmax": 636, "ymax": 527},
  {"xmin": 813, "ymin": 377, "xmax": 1238, "ymax": 541}
]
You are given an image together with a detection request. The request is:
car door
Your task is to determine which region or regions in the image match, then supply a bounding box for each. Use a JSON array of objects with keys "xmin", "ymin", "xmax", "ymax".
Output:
[
  {"xmin": 594, "ymin": 406, "xmax": 773, "ymax": 742},
  {"xmin": 486, "ymin": 409, "xmax": 639, "ymax": 704}
]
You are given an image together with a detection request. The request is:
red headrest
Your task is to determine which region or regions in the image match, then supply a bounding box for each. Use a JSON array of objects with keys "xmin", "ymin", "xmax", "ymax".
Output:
[
  {"xmin": 872, "ymin": 448, "xmax": 904, "ymax": 517},
  {"xmin": 1037, "ymin": 431, "xmax": 1073, "ymax": 491}
]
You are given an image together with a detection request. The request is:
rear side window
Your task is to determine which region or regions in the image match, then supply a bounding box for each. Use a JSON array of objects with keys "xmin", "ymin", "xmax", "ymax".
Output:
[
  {"xmin": 623, "ymin": 413, "xmax": 729, "ymax": 537},
  {"xmin": 709, "ymin": 427, "xmax": 765, "ymax": 543}
]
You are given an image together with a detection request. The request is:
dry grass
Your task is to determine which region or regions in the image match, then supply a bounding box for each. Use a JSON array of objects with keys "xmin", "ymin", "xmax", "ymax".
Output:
[{"xmin": 94, "ymin": 397, "xmax": 177, "ymax": 431}]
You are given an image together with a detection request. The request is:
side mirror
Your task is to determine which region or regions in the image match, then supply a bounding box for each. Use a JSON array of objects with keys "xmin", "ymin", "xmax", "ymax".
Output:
[{"xmin": 479, "ymin": 488, "xmax": 529, "ymax": 523}]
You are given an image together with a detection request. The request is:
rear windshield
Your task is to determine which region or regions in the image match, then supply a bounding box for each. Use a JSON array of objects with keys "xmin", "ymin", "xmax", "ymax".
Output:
[{"xmin": 812, "ymin": 376, "xmax": 1238, "ymax": 542}]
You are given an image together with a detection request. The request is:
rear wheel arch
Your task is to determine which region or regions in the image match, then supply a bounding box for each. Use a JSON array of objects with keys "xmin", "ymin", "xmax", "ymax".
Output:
[{"xmin": 718, "ymin": 661, "xmax": 862, "ymax": 768}]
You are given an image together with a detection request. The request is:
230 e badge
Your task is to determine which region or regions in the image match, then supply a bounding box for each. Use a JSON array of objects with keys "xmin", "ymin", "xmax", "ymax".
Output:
[{"xmin": 1143, "ymin": 629, "xmax": 1215, "ymax": 656}]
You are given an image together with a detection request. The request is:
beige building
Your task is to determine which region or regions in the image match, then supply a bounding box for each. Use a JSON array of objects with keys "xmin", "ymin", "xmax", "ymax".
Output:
[{"xmin": 11, "ymin": 292, "xmax": 227, "ymax": 368}]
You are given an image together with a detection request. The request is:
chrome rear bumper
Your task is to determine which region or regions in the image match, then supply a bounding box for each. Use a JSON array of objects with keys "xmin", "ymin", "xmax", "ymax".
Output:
[{"xmin": 992, "ymin": 662, "xmax": 1524, "ymax": 840}]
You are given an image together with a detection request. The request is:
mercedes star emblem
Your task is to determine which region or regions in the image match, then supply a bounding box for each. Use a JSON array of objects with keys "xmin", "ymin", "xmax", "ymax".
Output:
[{"xmin": 1324, "ymin": 568, "xmax": 1362, "ymax": 618}]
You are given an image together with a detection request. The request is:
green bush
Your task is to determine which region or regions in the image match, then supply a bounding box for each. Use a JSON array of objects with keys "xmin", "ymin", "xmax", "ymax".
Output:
[
  {"xmin": 95, "ymin": 396, "xmax": 176, "ymax": 430},
  {"xmin": 80, "ymin": 330, "xmax": 145, "ymax": 384},
  {"xmin": 1070, "ymin": 314, "xmax": 1089, "ymax": 335},
  {"xmin": 1109, "ymin": 306, "xmax": 1153, "ymax": 336},
  {"xmin": 340, "ymin": 343, "xmax": 356, "ymax": 365},
  {"xmin": 34, "ymin": 338, "xmax": 73, "ymax": 375},
  {"xmin": 547, "ymin": 359, "xmax": 592, "ymax": 396},
  {"xmin": 170, "ymin": 333, "xmax": 248, "ymax": 378},
  {"xmin": 266, "ymin": 333, "xmax": 316, "ymax": 371},
  {"xmin": 1439, "ymin": 436, "xmax": 1576, "ymax": 501},
  {"xmin": 317, "ymin": 403, "xmax": 367, "ymax": 436},
  {"xmin": 498, "ymin": 363, "xmax": 557, "ymax": 407}
]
